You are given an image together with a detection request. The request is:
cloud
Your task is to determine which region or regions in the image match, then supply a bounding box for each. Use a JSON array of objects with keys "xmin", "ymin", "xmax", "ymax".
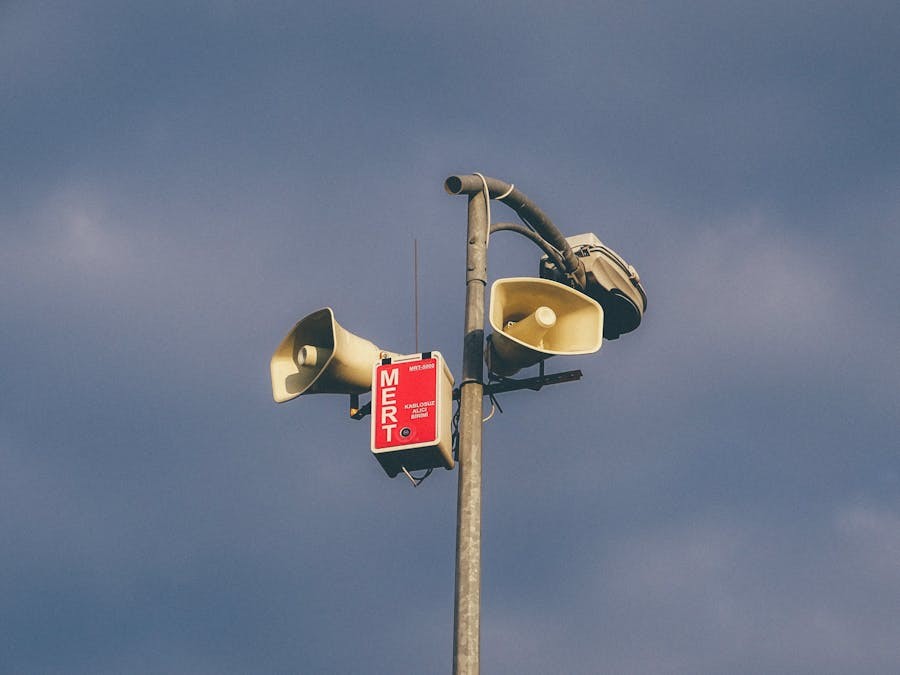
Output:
[
  {"xmin": 2, "ymin": 2, "xmax": 898, "ymax": 673},
  {"xmin": 561, "ymin": 505, "xmax": 900, "ymax": 674},
  {"xmin": 836, "ymin": 504, "xmax": 900, "ymax": 583}
]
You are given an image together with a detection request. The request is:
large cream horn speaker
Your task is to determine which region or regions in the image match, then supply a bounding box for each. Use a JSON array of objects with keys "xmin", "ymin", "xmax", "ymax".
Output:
[
  {"xmin": 487, "ymin": 278, "xmax": 604, "ymax": 376},
  {"xmin": 270, "ymin": 308, "xmax": 397, "ymax": 402}
]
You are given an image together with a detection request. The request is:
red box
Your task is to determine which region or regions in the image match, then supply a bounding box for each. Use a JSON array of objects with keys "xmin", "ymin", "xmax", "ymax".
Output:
[{"xmin": 371, "ymin": 352, "xmax": 454, "ymax": 477}]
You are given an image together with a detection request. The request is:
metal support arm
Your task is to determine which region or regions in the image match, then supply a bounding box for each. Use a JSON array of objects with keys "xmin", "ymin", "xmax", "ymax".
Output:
[{"xmin": 444, "ymin": 175, "xmax": 586, "ymax": 289}]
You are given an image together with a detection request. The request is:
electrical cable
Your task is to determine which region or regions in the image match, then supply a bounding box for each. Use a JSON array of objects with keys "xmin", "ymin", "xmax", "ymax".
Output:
[
  {"xmin": 401, "ymin": 466, "xmax": 433, "ymax": 487},
  {"xmin": 473, "ymin": 172, "xmax": 492, "ymax": 249},
  {"xmin": 495, "ymin": 182, "xmax": 514, "ymax": 200},
  {"xmin": 451, "ymin": 399, "xmax": 461, "ymax": 461},
  {"xmin": 490, "ymin": 222, "xmax": 566, "ymax": 272},
  {"xmin": 482, "ymin": 391, "xmax": 504, "ymax": 423}
]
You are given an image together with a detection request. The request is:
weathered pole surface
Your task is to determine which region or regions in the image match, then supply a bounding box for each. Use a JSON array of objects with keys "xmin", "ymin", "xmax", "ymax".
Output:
[
  {"xmin": 453, "ymin": 183, "xmax": 489, "ymax": 675},
  {"xmin": 446, "ymin": 173, "xmax": 566, "ymax": 674}
]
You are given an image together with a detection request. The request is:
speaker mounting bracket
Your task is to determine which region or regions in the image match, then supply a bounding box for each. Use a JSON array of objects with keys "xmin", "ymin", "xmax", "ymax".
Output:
[
  {"xmin": 349, "ymin": 393, "xmax": 371, "ymax": 420},
  {"xmin": 350, "ymin": 365, "xmax": 583, "ymax": 421},
  {"xmin": 483, "ymin": 368, "xmax": 583, "ymax": 397},
  {"xmin": 453, "ymin": 363, "xmax": 584, "ymax": 400}
]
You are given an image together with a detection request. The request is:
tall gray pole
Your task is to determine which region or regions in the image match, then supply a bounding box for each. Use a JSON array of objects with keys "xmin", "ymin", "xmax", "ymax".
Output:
[
  {"xmin": 446, "ymin": 172, "xmax": 579, "ymax": 674},
  {"xmin": 453, "ymin": 186, "xmax": 488, "ymax": 674}
]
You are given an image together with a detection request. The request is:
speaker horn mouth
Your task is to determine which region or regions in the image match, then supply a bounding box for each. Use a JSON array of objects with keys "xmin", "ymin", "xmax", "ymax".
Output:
[
  {"xmin": 487, "ymin": 277, "xmax": 604, "ymax": 376},
  {"xmin": 270, "ymin": 308, "xmax": 399, "ymax": 402}
]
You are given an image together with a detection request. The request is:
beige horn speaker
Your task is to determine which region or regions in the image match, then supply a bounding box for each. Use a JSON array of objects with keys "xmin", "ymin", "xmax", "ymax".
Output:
[
  {"xmin": 270, "ymin": 307, "xmax": 398, "ymax": 402},
  {"xmin": 487, "ymin": 277, "xmax": 604, "ymax": 376}
]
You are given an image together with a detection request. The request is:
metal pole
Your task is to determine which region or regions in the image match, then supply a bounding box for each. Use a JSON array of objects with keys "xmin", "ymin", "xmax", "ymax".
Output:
[
  {"xmin": 453, "ymin": 186, "xmax": 489, "ymax": 674},
  {"xmin": 446, "ymin": 173, "xmax": 558, "ymax": 674}
]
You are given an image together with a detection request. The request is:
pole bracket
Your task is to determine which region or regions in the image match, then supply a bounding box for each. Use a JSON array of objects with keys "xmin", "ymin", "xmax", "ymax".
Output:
[
  {"xmin": 349, "ymin": 394, "xmax": 371, "ymax": 420},
  {"xmin": 353, "ymin": 366, "xmax": 582, "ymax": 419},
  {"xmin": 452, "ymin": 366, "xmax": 583, "ymax": 400}
]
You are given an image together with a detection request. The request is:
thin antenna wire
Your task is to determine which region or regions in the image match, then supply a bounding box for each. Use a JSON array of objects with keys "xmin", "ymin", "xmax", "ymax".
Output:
[{"xmin": 414, "ymin": 238, "xmax": 419, "ymax": 353}]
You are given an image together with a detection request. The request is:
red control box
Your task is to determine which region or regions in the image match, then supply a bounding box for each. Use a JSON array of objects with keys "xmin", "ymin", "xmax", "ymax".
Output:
[{"xmin": 371, "ymin": 352, "xmax": 454, "ymax": 478}]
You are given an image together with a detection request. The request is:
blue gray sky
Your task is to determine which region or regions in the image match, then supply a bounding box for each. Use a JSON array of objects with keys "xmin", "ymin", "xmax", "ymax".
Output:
[{"xmin": 2, "ymin": 2, "xmax": 899, "ymax": 673}]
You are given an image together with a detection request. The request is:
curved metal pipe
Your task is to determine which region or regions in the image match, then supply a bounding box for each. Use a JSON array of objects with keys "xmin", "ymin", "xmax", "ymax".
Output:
[{"xmin": 444, "ymin": 174, "xmax": 586, "ymax": 288}]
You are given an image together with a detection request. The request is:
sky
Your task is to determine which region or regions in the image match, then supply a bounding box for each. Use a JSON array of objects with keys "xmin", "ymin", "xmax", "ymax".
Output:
[{"xmin": 1, "ymin": 1, "xmax": 898, "ymax": 673}]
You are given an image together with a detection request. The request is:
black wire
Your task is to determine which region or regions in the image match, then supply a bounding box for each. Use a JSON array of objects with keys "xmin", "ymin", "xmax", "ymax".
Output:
[
  {"xmin": 409, "ymin": 467, "xmax": 433, "ymax": 486},
  {"xmin": 451, "ymin": 399, "xmax": 461, "ymax": 461},
  {"xmin": 517, "ymin": 211, "xmax": 538, "ymax": 233},
  {"xmin": 489, "ymin": 222, "xmax": 566, "ymax": 273}
]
